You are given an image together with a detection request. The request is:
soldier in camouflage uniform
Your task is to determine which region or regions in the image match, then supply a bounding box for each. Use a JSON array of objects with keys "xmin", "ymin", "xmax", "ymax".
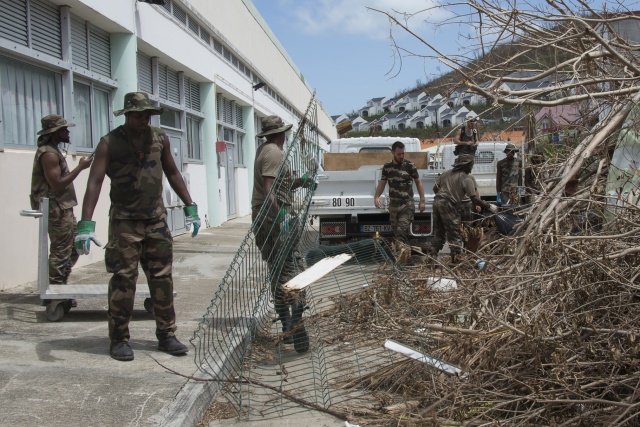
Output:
[
  {"xmin": 430, "ymin": 154, "xmax": 497, "ymax": 263},
  {"xmin": 454, "ymin": 117, "xmax": 480, "ymax": 156},
  {"xmin": 496, "ymin": 143, "xmax": 522, "ymax": 205},
  {"xmin": 251, "ymin": 115, "xmax": 314, "ymax": 354},
  {"xmin": 374, "ymin": 141, "xmax": 426, "ymax": 250},
  {"xmin": 77, "ymin": 92, "xmax": 201, "ymax": 361},
  {"xmin": 30, "ymin": 115, "xmax": 93, "ymax": 294}
]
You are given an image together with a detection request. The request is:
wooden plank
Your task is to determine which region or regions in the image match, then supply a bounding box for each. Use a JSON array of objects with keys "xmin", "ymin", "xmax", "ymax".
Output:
[
  {"xmin": 384, "ymin": 339, "xmax": 465, "ymax": 377},
  {"xmin": 283, "ymin": 253, "xmax": 353, "ymax": 291},
  {"xmin": 324, "ymin": 152, "xmax": 431, "ymax": 171}
]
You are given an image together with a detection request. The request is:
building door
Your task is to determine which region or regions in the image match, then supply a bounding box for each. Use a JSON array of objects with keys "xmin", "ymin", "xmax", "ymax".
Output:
[
  {"xmin": 163, "ymin": 129, "xmax": 187, "ymax": 235},
  {"xmin": 226, "ymin": 143, "xmax": 237, "ymax": 218}
]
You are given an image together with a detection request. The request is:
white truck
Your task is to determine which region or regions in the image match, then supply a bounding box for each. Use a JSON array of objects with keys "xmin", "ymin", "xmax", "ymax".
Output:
[{"xmin": 309, "ymin": 137, "xmax": 512, "ymax": 246}]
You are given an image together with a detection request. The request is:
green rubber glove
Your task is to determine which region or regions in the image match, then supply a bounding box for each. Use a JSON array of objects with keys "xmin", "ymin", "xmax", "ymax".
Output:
[
  {"xmin": 276, "ymin": 208, "xmax": 292, "ymax": 231},
  {"xmin": 300, "ymin": 173, "xmax": 318, "ymax": 191},
  {"xmin": 74, "ymin": 220, "xmax": 102, "ymax": 255},
  {"xmin": 184, "ymin": 204, "xmax": 201, "ymax": 237}
]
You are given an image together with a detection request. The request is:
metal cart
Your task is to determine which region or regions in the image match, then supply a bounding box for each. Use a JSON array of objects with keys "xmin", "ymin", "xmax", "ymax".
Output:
[{"xmin": 21, "ymin": 198, "xmax": 161, "ymax": 321}]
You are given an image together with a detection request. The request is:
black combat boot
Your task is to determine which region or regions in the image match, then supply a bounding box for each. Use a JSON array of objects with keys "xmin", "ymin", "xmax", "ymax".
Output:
[
  {"xmin": 276, "ymin": 303, "xmax": 294, "ymax": 344},
  {"xmin": 290, "ymin": 301, "xmax": 309, "ymax": 354},
  {"xmin": 110, "ymin": 341, "xmax": 134, "ymax": 361},
  {"xmin": 158, "ymin": 336, "xmax": 189, "ymax": 355}
]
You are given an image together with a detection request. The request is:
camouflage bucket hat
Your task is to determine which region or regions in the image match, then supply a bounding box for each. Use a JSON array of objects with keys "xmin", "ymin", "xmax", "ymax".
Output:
[
  {"xmin": 504, "ymin": 143, "xmax": 519, "ymax": 153},
  {"xmin": 257, "ymin": 115, "xmax": 292, "ymax": 137},
  {"xmin": 113, "ymin": 92, "xmax": 163, "ymax": 117},
  {"xmin": 454, "ymin": 153, "xmax": 475, "ymax": 166},
  {"xmin": 37, "ymin": 115, "xmax": 75, "ymax": 136}
]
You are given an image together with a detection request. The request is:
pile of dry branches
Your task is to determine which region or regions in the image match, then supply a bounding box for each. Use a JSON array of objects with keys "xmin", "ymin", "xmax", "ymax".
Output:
[
  {"xmin": 329, "ymin": 191, "xmax": 639, "ymax": 426},
  {"xmin": 330, "ymin": 2, "xmax": 640, "ymax": 424}
]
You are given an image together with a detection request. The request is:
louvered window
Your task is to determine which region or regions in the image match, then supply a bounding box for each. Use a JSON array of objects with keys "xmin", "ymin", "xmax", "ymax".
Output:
[
  {"xmin": 213, "ymin": 40, "xmax": 222, "ymax": 54},
  {"xmin": 184, "ymin": 77, "xmax": 200, "ymax": 112},
  {"xmin": 187, "ymin": 16, "xmax": 198, "ymax": 35},
  {"xmin": 223, "ymin": 98, "xmax": 233, "ymax": 125},
  {"xmin": 190, "ymin": 81, "xmax": 200, "ymax": 111},
  {"xmin": 137, "ymin": 51, "xmax": 153, "ymax": 94},
  {"xmin": 30, "ymin": 0, "xmax": 62, "ymax": 58},
  {"xmin": 71, "ymin": 16, "xmax": 88, "ymax": 69},
  {"xmin": 216, "ymin": 94, "xmax": 245, "ymax": 165},
  {"xmin": 158, "ymin": 63, "xmax": 168, "ymax": 99},
  {"xmin": 1, "ymin": 0, "xmax": 28, "ymax": 46},
  {"xmin": 200, "ymin": 28, "xmax": 210, "ymax": 45},
  {"xmin": 167, "ymin": 67, "xmax": 179, "ymax": 103},
  {"xmin": 172, "ymin": 4, "xmax": 187, "ymax": 25},
  {"xmin": 88, "ymin": 25, "xmax": 111, "ymax": 77},
  {"xmin": 235, "ymin": 105, "xmax": 244, "ymax": 129},
  {"xmin": 69, "ymin": 15, "xmax": 111, "ymax": 77}
]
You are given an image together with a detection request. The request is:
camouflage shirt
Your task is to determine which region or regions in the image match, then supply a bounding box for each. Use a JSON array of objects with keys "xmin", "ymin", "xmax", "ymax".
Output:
[
  {"xmin": 381, "ymin": 159, "xmax": 419, "ymax": 207},
  {"xmin": 30, "ymin": 143, "xmax": 78, "ymax": 210},
  {"xmin": 251, "ymin": 142, "xmax": 293, "ymax": 214},
  {"xmin": 435, "ymin": 169, "xmax": 476, "ymax": 205},
  {"xmin": 104, "ymin": 125, "xmax": 166, "ymax": 219},
  {"xmin": 497, "ymin": 157, "xmax": 521, "ymax": 191}
]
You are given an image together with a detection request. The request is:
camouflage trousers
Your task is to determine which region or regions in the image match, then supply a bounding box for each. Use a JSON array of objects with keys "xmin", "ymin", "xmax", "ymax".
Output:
[
  {"xmin": 48, "ymin": 203, "xmax": 79, "ymax": 284},
  {"xmin": 252, "ymin": 208, "xmax": 304, "ymax": 305},
  {"xmin": 501, "ymin": 187, "xmax": 520, "ymax": 206},
  {"xmin": 459, "ymin": 201, "xmax": 474, "ymax": 223},
  {"xmin": 432, "ymin": 197, "xmax": 463, "ymax": 255},
  {"xmin": 389, "ymin": 201, "xmax": 415, "ymax": 245},
  {"xmin": 105, "ymin": 211, "xmax": 175, "ymax": 342},
  {"xmin": 459, "ymin": 201, "xmax": 474, "ymax": 246}
]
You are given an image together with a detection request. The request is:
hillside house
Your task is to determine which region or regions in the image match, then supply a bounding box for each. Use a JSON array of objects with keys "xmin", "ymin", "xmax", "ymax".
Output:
[
  {"xmin": 331, "ymin": 114, "xmax": 350, "ymax": 125},
  {"xmin": 360, "ymin": 97, "xmax": 389, "ymax": 117},
  {"xmin": 535, "ymin": 104, "xmax": 582, "ymax": 142}
]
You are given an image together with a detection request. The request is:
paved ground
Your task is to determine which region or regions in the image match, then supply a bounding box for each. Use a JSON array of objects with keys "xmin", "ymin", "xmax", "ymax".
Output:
[{"xmin": 0, "ymin": 215, "xmax": 274, "ymax": 427}]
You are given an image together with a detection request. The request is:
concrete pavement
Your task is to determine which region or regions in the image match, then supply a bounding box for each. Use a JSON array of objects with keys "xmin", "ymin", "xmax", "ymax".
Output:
[{"xmin": 0, "ymin": 215, "xmax": 258, "ymax": 427}]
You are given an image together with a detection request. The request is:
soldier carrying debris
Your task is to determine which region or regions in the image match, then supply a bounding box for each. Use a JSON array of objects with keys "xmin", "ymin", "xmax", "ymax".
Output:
[{"xmin": 429, "ymin": 154, "xmax": 498, "ymax": 263}]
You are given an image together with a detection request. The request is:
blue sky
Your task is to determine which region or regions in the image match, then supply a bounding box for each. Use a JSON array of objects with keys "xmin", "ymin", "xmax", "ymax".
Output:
[
  {"xmin": 250, "ymin": 0, "xmax": 461, "ymax": 116},
  {"xmin": 250, "ymin": 0, "xmax": 634, "ymax": 117}
]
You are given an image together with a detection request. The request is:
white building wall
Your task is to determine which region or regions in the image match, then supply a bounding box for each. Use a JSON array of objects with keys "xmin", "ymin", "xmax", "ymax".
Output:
[{"xmin": 0, "ymin": 0, "xmax": 336, "ymax": 290}]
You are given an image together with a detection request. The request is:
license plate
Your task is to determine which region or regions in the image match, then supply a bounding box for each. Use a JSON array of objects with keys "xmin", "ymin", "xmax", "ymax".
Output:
[{"xmin": 361, "ymin": 225, "xmax": 393, "ymax": 232}]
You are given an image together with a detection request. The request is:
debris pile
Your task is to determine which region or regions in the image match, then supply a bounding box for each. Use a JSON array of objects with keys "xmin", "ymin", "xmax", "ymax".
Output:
[{"xmin": 329, "ymin": 143, "xmax": 640, "ymax": 426}]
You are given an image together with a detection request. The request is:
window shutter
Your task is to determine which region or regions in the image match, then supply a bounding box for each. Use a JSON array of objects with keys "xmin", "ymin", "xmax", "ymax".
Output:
[
  {"xmin": 172, "ymin": 4, "xmax": 187, "ymax": 25},
  {"xmin": 184, "ymin": 77, "xmax": 192, "ymax": 108},
  {"xmin": 224, "ymin": 98, "xmax": 232, "ymax": 125},
  {"xmin": 0, "ymin": 0, "xmax": 28, "ymax": 46},
  {"xmin": 30, "ymin": 0, "xmax": 62, "ymax": 59},
  {"xmin": 137, "ymin": 51, "xmax": 153, "ymax": 94},
  {"xmin": 158, "ymin": 63, "xmax": 168, "ymax": 99},
  {"xmin": 235, "ymin": 105, "xmax": 243, "ymax": 129},
  {"xmin": 88, "ymin": 24, "xmax": 111, "ymax": 77},
  {"xmin": 199, "ymin": 27, "xmax": 210, "ymax": 45},
  {"xmin": 190, "ymin": 80, "xmax": 200, "ymax": 112},
  {"xmin": 167, "ymin": 67, "xmax": 179, "ymax": 103},
  {"xmin": 71, "ymin": 16, "xmax": 88, "ymax": 69},
  {"xmin": 187, "ymin": 16, "xmax": 198, "ymax": 35}
]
